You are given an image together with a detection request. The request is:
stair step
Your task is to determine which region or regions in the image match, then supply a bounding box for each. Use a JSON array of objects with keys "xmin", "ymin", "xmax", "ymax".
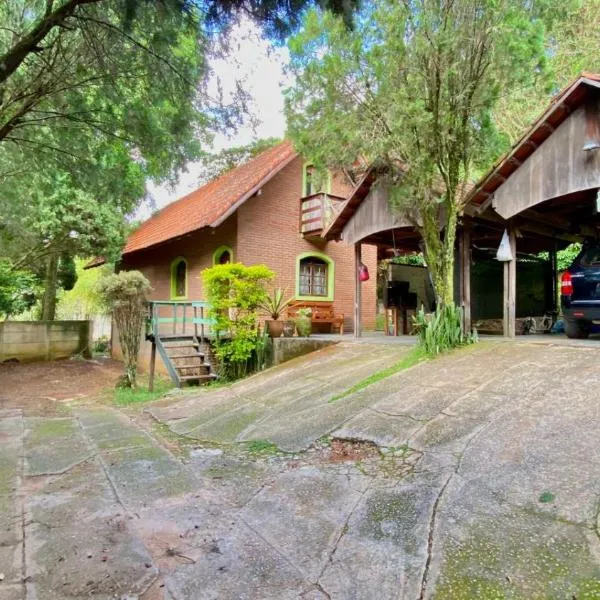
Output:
[
  {"xmin": 179, "ymin": 374, "xmax": 217, "ymax": 382},
  {"xmin": 174, "ymin": 363, "xmax": 211, "ymax": 370},
  {"xmin": 163, "ymin": 343, "xmax": 199, "ymax": 349},
  {"xmin": 168, "ymin": 353, "xmax": 204, "ymax": 360}
]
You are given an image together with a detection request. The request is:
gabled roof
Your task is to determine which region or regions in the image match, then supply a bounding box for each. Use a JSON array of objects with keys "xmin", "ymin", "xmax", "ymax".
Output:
[
  {"xmin": 123, "ymin": 140, "xmax": 298, "ymax": 255},
  {"xmin": 325, "ymin": 73, "xmax": 600, "ymax": 238},
  {"xmin": 467, "ymin": 73, "xmax": 600, "ymax": 209},
  {"xmin": 324, "ymin": 169, "xmax": 376, "ymax": 240}
]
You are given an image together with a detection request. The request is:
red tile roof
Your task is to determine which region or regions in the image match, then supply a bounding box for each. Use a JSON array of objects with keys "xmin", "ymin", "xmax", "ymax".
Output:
[{"xmin": 123, "ymin": 140, "xmax": 298, "ymax": 255}]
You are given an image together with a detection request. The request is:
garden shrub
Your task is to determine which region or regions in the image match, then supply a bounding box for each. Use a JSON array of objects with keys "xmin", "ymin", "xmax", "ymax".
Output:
[
  {"xmin": 202, "ymin": 263, "xmax": 273, "ymax": 379},
  {"xmin": 413, "ymin": 303, "xmax": 476, "ymax": 355},
  {"xmin": 96, "ymin": 270, "xmax": 151, "ymax": 388}
]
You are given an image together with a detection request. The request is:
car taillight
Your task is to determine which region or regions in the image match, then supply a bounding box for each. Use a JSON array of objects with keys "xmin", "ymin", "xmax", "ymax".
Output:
[{"xmin": 561, "ymin": 271, "xmax": 573, "ymax": 296}]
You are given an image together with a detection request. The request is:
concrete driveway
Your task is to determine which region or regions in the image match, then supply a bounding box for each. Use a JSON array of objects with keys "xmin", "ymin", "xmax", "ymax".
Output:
[{"xmin": 2, "ymin": 341, "xmax": 600, "ymax": 599}]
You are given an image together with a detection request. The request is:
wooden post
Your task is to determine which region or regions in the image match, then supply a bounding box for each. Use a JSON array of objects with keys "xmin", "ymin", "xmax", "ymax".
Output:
[
  {"xmin": 354, "ymin": 243, "xmax": 362, "ymax": 338},
  {"xmin": 550, "ymin": 240, "xmax": 558, "ymax": 313},
  {"xmin": 459, "ymin": 224, "xmax": 472, "ymax": 334},
  {"xmin": 503, "ymin": 226, "xmax": 517, "ymax": 338},
  {"xmin": 149, "ymin": 341, "xmax": 156, "ymax": 392}
]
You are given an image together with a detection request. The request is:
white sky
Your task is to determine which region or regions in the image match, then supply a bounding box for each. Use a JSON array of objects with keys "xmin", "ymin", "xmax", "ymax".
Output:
[{"xmin": 141, "ymin": 19, "xmax": 291, "ymax": 218}]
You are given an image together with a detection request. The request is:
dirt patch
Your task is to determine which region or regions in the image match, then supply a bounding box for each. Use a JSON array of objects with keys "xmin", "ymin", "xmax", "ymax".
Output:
[
  {"xmin": 0, "ymin": 357, "xmax": 123, "ymax": 415},
  {"xmin": 327, "ymin": 438, "xmax": 381, "ymax": 462}
]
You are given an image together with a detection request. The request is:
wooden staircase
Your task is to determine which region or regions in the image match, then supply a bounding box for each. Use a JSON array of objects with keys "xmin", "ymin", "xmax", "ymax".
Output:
[{"xmin": 147, "ymin": 301, "xmax": 217, "ymax": 388}]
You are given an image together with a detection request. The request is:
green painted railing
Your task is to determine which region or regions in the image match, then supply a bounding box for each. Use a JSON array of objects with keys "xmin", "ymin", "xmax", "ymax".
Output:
[{"xmin": 147, "ymin": 300, "xmax": 215, "ymax": 339}]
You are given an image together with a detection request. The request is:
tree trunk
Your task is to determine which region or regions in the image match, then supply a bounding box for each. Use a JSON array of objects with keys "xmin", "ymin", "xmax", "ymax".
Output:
[
  {"xmin": 41, "ymin": 253, "xmax": 59, "ymax": 321},
  {"xmin": 421, "ymin": 201, "xmax": 458, "ymax": 308}
]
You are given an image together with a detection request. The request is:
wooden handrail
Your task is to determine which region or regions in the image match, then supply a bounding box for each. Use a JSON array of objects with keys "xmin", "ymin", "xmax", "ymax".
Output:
[{"xmin": 147, "ymin": 300, "xmax": 214, "ymax": 339}]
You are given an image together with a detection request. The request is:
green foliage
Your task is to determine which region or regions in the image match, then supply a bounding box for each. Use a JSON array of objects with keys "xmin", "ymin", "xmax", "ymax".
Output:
[
  {"xmin": 113, "ymin": 377, "xmax": 172, "ymax": 406},
  {"xmin": 202, "ymin": 263, "xmax": 273, "ymax": 379},
  {"xmin": 390, "ymin": 254, "xmax": 426, "ymax": 267},
  {"xmin": 286, "ymin": 1, "xmax": 550, "ymax": 306},
  {"xmin": 538, "ymin": 490, "xmax": 556, "ymax": 504},
  {"xmin": 413, "ymin": 304, "xmax": 475, "ymax": 356},
  {"xmin": 540, "ymin": 243, "xmax": 582, "ymax": 273},
  {"xmin": 293, "ymin": 308, "xmax": 312, "ymax": 337},
  {"xmin": 93, "ymin": 335, "xmax": 111, "ymax": 355},
  {"xmin": 57, "ymin": 258, "xmax": 111, "ymax": 319},
  {"xmin": 259, "ymin": 287, "xmax": 294, "ymax": 320},
  {"xmin": 495, "ymin": 0, "xmax": 597, "ymax": 142},
  {"xmin": 97, "ymin": 270, "xmax": 152, "ymax": 388},
  {"xmin": 197, "ymin": 138, "xmax": 283, "ymax": 183},
  {"xmin": 0, "ymin": 260, "xmax": 40, "ymax": 319},
  {"xmin": 57, "ymin": 255, "xmax": 77, "ymax": 292}
]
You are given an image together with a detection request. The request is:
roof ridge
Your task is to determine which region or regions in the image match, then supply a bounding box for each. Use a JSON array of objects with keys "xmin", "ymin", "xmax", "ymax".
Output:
[{"xmin": 123, "ymin": 139, "xmax": 297, "ymax": 255}]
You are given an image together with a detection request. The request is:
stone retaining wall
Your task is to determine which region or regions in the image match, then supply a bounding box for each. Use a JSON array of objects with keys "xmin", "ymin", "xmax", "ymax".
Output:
[{"xmin": 0, "ymin": 321, "xmax": 92, "ymax": 362}]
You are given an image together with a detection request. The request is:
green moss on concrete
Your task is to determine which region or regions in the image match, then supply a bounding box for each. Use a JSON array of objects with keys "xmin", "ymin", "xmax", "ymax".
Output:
[
  {"xmin": 329, "ymin": 347, "xmax": 427, "ymax": 403},
  {"xmin": 0, "ymin": 456, "xmax": 17, "ymax": 495},
  {"xmin": 186, "ymin": 409, "xmax": 261, "ymax": 443},
  {"xmin": 28, "ymin": 418, "xmax": 74, "ymax": 443},
  {"xmin": 244, "ymin": 439, "xmax": 282, "ymax": 456},
  {"xmin": 433, "ymin": 514, "xmax": 600, "ymax": 600}
]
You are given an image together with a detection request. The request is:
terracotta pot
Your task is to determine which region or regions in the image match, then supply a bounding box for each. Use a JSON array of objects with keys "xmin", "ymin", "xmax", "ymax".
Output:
[
  {"xmin": 265, "ymin": 319, "xmax": 285, "ymax": 338},
  {"xmin": 282, "ymin": 321, "xmax": 295, "ymax": 337}
]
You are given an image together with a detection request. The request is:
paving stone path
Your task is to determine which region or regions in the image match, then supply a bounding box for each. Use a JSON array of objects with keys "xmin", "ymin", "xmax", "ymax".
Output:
[{"xmin": 2, "ymin": 341, "xmax": 600, "ymax": 599}]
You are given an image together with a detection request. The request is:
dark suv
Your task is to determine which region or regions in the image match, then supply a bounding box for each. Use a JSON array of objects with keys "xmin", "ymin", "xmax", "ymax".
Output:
[{"xmin": 561, "ymin": 245, "xmax": 600, "ymax": 338}]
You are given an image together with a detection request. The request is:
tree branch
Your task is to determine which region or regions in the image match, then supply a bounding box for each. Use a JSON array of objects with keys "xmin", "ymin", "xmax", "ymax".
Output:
[{"xmin": 0, "ymin": 0, "xmax": 100, "ymax": 86}]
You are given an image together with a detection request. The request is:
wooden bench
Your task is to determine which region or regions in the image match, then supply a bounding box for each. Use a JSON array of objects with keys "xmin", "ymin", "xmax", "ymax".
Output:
[{"xmin": 287, "ymin": 301, "xmax": 344, "ymax": 335}]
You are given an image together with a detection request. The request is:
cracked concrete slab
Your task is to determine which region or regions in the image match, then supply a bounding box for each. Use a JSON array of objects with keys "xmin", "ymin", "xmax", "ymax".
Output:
[
  {"xmin": 148, "ymin": 342, "xmax": 411, "ymax": 451},
  {"xmin": 5, "ymin": 340, "xmax": 600, "ymax": 599}
]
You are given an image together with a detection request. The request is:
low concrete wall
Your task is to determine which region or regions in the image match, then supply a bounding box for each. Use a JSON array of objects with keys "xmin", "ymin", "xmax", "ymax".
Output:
[
  {"xmin": 271, "ymin": 337, "xmax": 337, "ymax": 366},
  {"xmin": 0, "ymin": 321, "xmax": 92, "ymax": 362}
]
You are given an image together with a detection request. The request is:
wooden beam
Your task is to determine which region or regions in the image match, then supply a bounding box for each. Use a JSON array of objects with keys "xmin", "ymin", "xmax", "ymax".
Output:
[
  {"xmin": 476, "ymin": 194, "xmax": 495, "ymax": 215},
  {"xmin": 149, "ymin": 341, "xmax": 156, "ymax": 392},
  {"xmin": 459, "ymin": 225, "xmax": 472, "ymax": 334},
  {"xmin": 354, "ymin": 243, "xmax": 362, "ymax": 338},
  {"xmin": 503, "ymin": 226, "xmax": 517, "ymax": 338}
]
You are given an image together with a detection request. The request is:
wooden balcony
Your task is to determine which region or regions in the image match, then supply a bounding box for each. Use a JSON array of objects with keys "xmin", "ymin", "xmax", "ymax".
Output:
[{"xmin": 299, "ymin": 193, "xmax": 345, "ymax": 239}]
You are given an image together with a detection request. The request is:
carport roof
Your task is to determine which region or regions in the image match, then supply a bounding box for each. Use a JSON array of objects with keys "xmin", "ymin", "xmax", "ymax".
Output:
[{"xmin": 466, "ymin": 73, "xmax": 600, "ymax": 209}]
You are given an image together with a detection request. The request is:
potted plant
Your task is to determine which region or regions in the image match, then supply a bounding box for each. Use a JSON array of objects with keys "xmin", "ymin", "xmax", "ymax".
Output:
[
  {"xmin": 260, "ymin": 288, "xmax": 293, "ymax": 338},
  {"xmin": 294, "ymin": 307, "xmax": 313, "ymax": 337}
]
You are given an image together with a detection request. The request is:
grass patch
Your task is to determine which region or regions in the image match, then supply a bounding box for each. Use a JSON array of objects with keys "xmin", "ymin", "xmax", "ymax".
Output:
[
  {"xmin": 113, "ymin": 378, "xmax": 173, "ymax": 406},
  {"xmin": 538, "ymin": 490, "xmax": 556, "ymax": 504},
  {"xmin": 329, "ymin": 346, "xmax": 428, "ymax": 403},
  {"xmin": 245, "ymin": 439, "xmax": 282, "ymax": 456}
]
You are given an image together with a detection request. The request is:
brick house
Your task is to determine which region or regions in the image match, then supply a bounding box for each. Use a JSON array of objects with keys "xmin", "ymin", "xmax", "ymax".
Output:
[{"xmin": 116, "ymin": 140, "xmax": 377, "ymax": 369}]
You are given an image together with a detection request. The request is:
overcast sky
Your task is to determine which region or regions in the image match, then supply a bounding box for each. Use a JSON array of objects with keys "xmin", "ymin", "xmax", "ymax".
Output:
[{"xmin": 141, "ymin": 20, "xmax": 290, "ymax": 218}]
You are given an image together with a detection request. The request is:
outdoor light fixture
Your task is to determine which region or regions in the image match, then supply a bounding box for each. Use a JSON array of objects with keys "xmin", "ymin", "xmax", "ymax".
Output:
[
  {"xmin": 583, "ymin": 140, "xmax": 600, "ymax": 152},
  {"xmin": 583, "ymin": 101, "xmax": 600, "ymax": 151}
]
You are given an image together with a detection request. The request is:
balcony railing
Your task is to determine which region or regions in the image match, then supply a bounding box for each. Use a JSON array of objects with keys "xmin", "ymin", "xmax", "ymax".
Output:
[{"xmin": 299, "ymin": 192, "xmax": 345, "ymax": 237}]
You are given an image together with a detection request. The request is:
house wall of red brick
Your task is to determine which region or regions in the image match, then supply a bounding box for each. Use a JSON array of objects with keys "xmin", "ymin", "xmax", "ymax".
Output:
[
  {"xmin": 114, "ymin": 156, "xmax": 377, "ymax": 372},
  {"xmin": 236, "ymin": 156, "xmax": 376, "ymax": 332}
]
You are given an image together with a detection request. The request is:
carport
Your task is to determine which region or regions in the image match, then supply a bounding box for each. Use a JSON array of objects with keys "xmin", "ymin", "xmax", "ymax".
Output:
[
  {"xmin": 326, "ymin": 73, "xmax": 600, "ymax": 338},
  {"xmin": 464, "ymin": 73, "xmax": 600, "ymax": 337}
]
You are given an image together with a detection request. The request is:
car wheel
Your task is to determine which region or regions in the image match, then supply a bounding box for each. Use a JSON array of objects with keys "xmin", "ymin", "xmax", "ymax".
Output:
[{"xmin": 565, "ymin": 319, "xmax": 590, "ymax": 339}]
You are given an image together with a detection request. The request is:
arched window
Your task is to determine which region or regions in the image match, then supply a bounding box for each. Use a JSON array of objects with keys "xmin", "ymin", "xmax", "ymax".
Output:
[
  {"xmin": 170, "ymin": 257, "xmax": 187, "ymax": 299},
  {"xmin": 213, "ymin": 245, "xmax": 234, "ymax": 265},
  {"xmin": 295, "ymin": 252, "xmax": 335, "ymax": 301}
]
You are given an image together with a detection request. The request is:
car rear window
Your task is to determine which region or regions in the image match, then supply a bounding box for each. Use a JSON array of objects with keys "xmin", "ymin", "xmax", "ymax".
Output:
[{"xmin": 579, "ymin": 248, "xmax": 600, "ymax": 267}]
